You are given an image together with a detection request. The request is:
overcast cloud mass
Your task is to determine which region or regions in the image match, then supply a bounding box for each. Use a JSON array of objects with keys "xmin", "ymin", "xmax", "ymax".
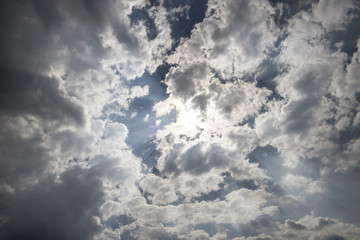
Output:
[{"xmin": 1, "ymin": 0, "xmax": 360, "ymax": 239}]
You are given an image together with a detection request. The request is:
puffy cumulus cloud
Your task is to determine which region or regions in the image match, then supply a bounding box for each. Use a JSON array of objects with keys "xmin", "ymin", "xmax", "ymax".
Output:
[
  {"xmin": 140, "ymin": 0, "xmax": 360, "ymax": 238},
  {"xmin": 0, "ymin": 117, "xmax": 142, "ymax": 239},
  {"xmin": 167, "ymin": 0, "xmax": 279, "ymax": 79},
  {"xmin": 110, "ymin": 188, "xmax": 277, "ymax": 239},
  {"xmin": 139, "ymin": 174, "xmax": 178, "ymax": 205},
  {"xmin": 154, "ymin": 64, "xmax": 271, "ymax": 162},
  {"xmin": 0, "ymin": 0, "xmax": 169, "ymax": 239},
  {"xmin": 152, "ymin": 129, "xmax": 268, "ymax": 202},
  {"xmin": 154, "ymin": 0, "xmax": 277, "ymax": 184},
  {"xmin": 218, "ymin": 215, "xmax": 360, "ymax": 240},
  {"xmin": 2, "ymin": 0, "xmax": 360, "ymax": 239},
  {"xmin": 254, "ymin": 0, "xmax": 360, "ymax": 171},
  {"xmin": 267, "ymin": 215, "xmax": 360, "ymax": 240},
  {"xmin": 0, "ymin": 0, "xmax": 155, "ymax": 177},
  {"xmin": 0, "ymin": 0, "xmax": 174, "ymax": 123},
  {"xmin": 133, "ymin": 0, "xmax": 360, "ymax": 238},
  {"xmin": 312, "ymin": 0, "xmax": 358, "ymax": 31}
]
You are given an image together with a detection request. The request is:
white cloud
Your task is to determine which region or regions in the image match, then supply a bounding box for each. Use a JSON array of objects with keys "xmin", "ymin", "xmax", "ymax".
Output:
[
  {"xmin": 281, "ymin": 173, "xmax": 325, "ymax": 194},
  {"xmin": 312, "ymin": 0, "xmax": 357, "ymax": 31},
  {"xmin": 269, "ymin": 214, "xmax": 360, "ymax": 240},
  {"xmin": 167, "ymin": 0, "xmax": 279, "ymax": 78},
  {"xmin": 140, "ymin": 174, "xmax": 178, "ymax": 205},
  {"xmin": 2, "ymin": 0, "xmax": 360, "ymax": 239}
]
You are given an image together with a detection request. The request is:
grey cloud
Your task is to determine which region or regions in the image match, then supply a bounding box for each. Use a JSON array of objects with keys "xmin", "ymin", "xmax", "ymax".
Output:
[
  {"xmin": 0, "ymin": 0, "xmax": 118, "ymax": 128},
  {"xmin": 2, "ymin": 0, "xmax": 360, "ymax": 239},
  {"xmin": 294, "ymin": 69, "xmax": 330, "ymax": 98},
  {"xmin": 0, "ymin": 167, "xmax": 104, "ymax": 240},
  {"xmin": 283, "ymin": 98, "xmax": 319, "ymax": 134},
  {"xmin": 113, "ymin": 21, "xmax": 140, "ymax": 52},
  {"xmin": 216, "ymin": 87, "xmax": 246, "ymax": 116},
  {"xmin": 182, "ymin": 144, "xmax": 209, "ymax": 175},
  {"xmin": 248, "ymin": 237, "xmax": 273, "ymax": 240},
  {"xmin": 247, "ymin": 145, "xmax": 284, "ymax": 181},
  {"xmin": 30, "ymin": 0, "xmax": 63, "ymax": 31},
  {"xmin": 0, "ymin": 1, "xmax": 149, "ymax": 239},
  {"xmin": 0, "ymin": 1, "xmax": 104, "ymax": 72},
  {"xmin": 321, "ymin": 235, "xmax": 346, "ymax": 240},
  {"xmin": 314, "ymin": 167, "xmax": 360, "ymax": 224},
  {"xmin": 31, "ymin": 0, "xmax": 130, "ymax": 38},
  {"xmin": 133, "ymin": 226, "xmax": 179, "ymax": 240},
  {"xmin": 286, "ymin": 219, "xmax": 307, "ymax": 230},
  {"xmin": 161, "ymin": 142, "xmax": 230, "ymax": 176},
  {"xmin": 193, "ymin": 222, "xmax": 218, "ymax": 237},
  {"xmin": 211, "ymin": 0, "xmax": 265, "ymax": 44},
  {"xmin": 192, "ymin": 94, "xmax": 210, "ymax": 113},
  {"xmin": 313, "ymin": 0, "xmax": 356, "ymax": 31},
  {"xmin": 0, "ymin": 68, "xmax": 85, "ymax": 126},
  {"xmin": 205, "ymin": 0, "xmax": 278, "ymax": 76},
  {"xmin": 161, "ymin": 143, "xmax": 183, "ymax": 177},
  {"xmin": 166, "ymin": 63, "xmax": 206, "ymax": 100},
  {"xmin": 0, "ymin": 119, "xmax": 50, "ymax": 187},
  {"xmin": 313, "ymin": 218, "xmax": 335, "ymax": 230}
]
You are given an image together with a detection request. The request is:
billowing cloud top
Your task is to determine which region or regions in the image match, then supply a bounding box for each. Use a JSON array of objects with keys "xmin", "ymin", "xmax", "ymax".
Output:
[{"xmin": 1, "ymin": 0, "xmax": 360, "ymax": 239}]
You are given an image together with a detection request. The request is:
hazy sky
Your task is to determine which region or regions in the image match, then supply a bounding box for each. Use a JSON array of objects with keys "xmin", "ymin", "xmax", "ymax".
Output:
[{"xmin": 1, "ymin": 0, "xmax": 360, "ymax": 239}]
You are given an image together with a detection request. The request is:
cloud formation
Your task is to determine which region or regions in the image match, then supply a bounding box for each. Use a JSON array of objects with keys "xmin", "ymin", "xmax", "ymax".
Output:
[{"xmin": 1, "ymin": 0, "xmax": 360, "ymax": 239}]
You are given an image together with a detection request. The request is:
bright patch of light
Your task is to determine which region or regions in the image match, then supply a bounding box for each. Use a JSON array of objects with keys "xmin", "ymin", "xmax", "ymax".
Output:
[{"xmin": 176, "ymin": 101, "xmax": 203, "ymax": 135}]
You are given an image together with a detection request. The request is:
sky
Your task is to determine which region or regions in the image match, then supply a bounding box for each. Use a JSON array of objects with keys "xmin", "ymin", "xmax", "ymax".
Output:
[{"xmin": 0, "ymin": 0, "xmax": 360, "ymax": 239}]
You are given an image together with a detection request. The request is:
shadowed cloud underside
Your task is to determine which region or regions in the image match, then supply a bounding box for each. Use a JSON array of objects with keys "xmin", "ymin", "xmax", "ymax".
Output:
[{"xmin": 0, "ymin": 0, "xmax": 360, "ymax": 239}]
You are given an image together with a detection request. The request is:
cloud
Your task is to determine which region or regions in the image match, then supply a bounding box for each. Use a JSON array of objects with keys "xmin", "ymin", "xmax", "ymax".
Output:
[
  {"xmin": 0, "ymin": 0, "xmax": 168, "ymax": 239},
  {"xmin": 167, "ymin": 0, "xmax": 279, "ymax": 79},
  {"xmin": 270, "ymin": 215, "xmax": 360, "ymax": 240},
  {"xmin": 312, "ymin": 0, "xmax": 357, "ymax": 31},
  {"xmin": 0, "ymin": 69, "xmax": 85, "ymax": 126},
  {"xmin": 0, "ymin": 116, "xmax": 52, "ymax": 187},
  {"xmin": 139, "ymin": 174, "xmax": 178, "ymax": 205},
  {"xmin": 253, "ymin": 0, "xmax": 360, "ymax": 171},
  {"xmin": 0, "ymin": 167, "xmax": 104, "ymax": 240},
  {"xmin": 1, "ymin": 0, "xmax": 360, "ymax": 239},
  {"xmin": 281, "ymin": 173, "xmax": 325, "ymax": 194}
]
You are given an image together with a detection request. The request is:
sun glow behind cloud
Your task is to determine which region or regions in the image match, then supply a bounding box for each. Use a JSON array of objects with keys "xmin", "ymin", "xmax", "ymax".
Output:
[
  {"xmin": 1, "ymin": 0, "xmax": 360, "ymax": 239},
  {"xmin": 177, "ymin": 101, "xmax": 203, "ymax": 131}
]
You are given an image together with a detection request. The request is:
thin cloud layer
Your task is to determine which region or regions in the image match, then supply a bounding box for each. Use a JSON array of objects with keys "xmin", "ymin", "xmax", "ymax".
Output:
[{"xmin": 1, "ymin": 0, "xmax": 360, "ymax": 239}]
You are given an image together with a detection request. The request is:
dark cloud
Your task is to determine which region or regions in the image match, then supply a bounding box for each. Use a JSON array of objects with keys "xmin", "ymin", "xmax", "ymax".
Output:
[
  {"xmin": 0, "ymin": 0, "xmax": 109, "ymax": 71},
  {"xmin": 0, "ymin": 0, "xmax": 119, "ymax": 128},
  {"xmin": 322, "ymin": 235, "xmax": 346, "ymax": 240},
  {"xmin": 166, "ymin": 63, "xmax": 206, "ymax": 100},
  {"xmin": 160, "ymin": 142, "xmax": 231, "ymax": 176},
  {"xmin": 1, "ymin": 0, "xmax": 360, "ymax": 239},
  {"xmin": 314, "ymin": 218, "xmax": 335, "ymax": 230},
  {"xmin": 0, "ymin": 167, "xmax": 104, "ymax": 240},
  {"xmin": 0, "ymin": 68, "xmax": 85, "ymax": 126},
  {"xmin": 192, "ymin": 94, "xmax": 210, "ymax": 113},
  {"xmin": 0, "ymin": 0, "xmax": 145, "ymax": 239},
  {"xmin": 0, "ymin": 119, "xmax": 50, "ymax": 186},
  {"xmin": 286, "ymin": 219, "xmax": 307, "ymax": 230}
]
